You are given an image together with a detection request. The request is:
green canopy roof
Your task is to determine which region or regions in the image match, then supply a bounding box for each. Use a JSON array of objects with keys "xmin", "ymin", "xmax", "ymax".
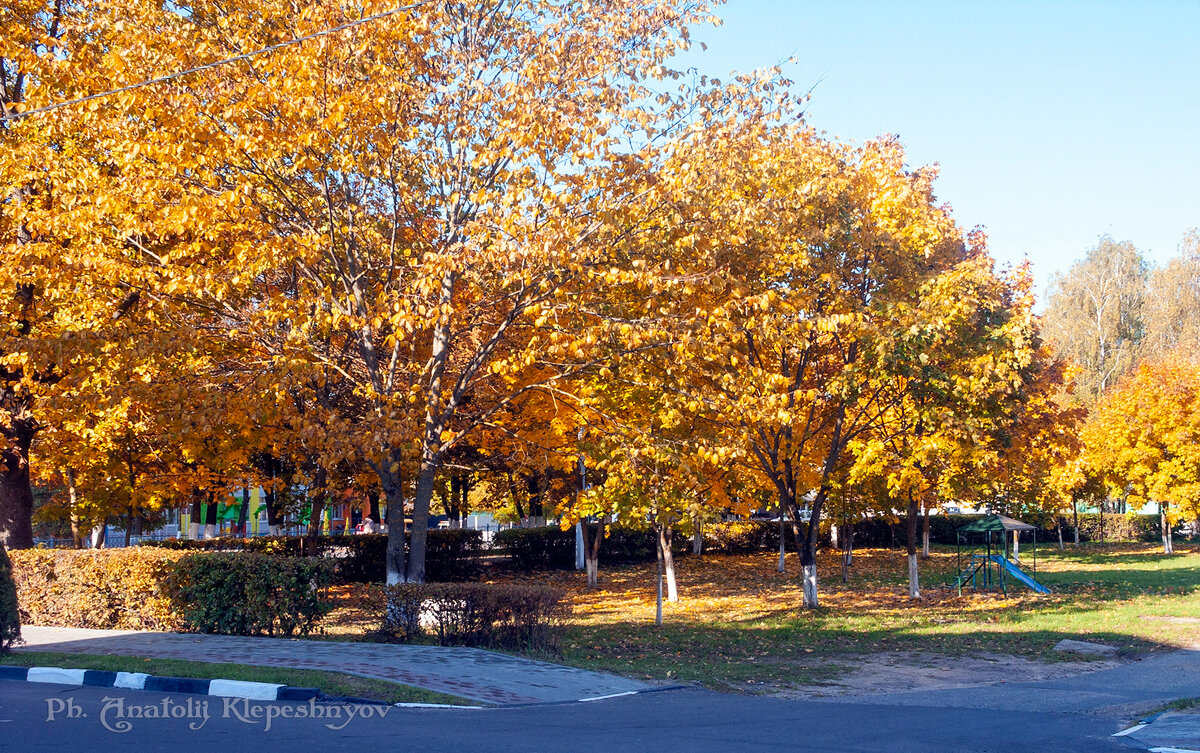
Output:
[{"xmin": 958, "ymin": 514, "xmax": 1037, "ymax": 533}]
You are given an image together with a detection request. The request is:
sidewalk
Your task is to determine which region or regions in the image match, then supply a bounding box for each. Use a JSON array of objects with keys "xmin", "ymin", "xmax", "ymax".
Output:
[
  {"xmin": 15, "ymin": 626, "xmax": 652, "ymax": 706},
  {"xmin": 809, "ymin": 646, "xmax": 1200, "ymax": 715}
]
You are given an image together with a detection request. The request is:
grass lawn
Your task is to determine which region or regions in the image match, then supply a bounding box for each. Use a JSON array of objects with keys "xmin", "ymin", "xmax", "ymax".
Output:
[
  {"xmin": 0, "ymin": 650, "xmax": 473, "ymax": 706},
  {"xmin": 466, "ymin": 542, "xmax": 1200, "ymax": 689}
]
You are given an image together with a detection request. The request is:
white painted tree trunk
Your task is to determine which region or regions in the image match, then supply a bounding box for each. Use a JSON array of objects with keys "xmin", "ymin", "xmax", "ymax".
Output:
[
  {"xmin": 778, "ymin": 515, "xmax": 786, "ymax": 574},
  {"xmin": 1012, "ymin": 531, "xmax": 1020, "ymax": 563},
  {"xmin": 658, "ymin": 525, "xmax": 678, "ymax": 603},
  {"xmin": 1163, "ymin": 506, "xmax": 1174, "ymax": 554},
  {"xmin": 802, "ymin": 563, "xmax": 818, "ymax": 608},
  {"xmin": 204, "ymin": 523, "xmax": 217, "ymax": 540},
  {"xmin": 907, "ymin": 553, "xmax": 920, "ymax": 599},
  {"xmin": 188, "ymin": 521, "xmax": 200, "ymax": 540},
  {"xmin": 90, "ymin": 524, "xmax": 106, "ymax": 549}
]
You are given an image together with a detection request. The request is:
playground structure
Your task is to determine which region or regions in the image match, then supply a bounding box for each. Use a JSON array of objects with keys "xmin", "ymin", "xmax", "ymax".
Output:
[{"xmin": 952, "ymin": 515, "xmax": 1051, "ymax": 596}]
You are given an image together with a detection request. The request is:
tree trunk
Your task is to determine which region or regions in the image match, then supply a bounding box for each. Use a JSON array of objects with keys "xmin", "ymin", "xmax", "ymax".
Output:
[
  {"xmin": 369, "ymin": 489, "xmax": 382, "ymax": 526},
  {"xmin": 1099, "ymin": 499, "xmax": 1105, "ymax": 543},
  {"xmin": 304, "ymin": 465, "xmax": 327, "ymax": 556},
  {"xmin": 1057, "ymin": 516, "xmax": 1064, "ymax": 551},
  {"xmin": 0, "ymin": 458, "xmax": 35, "ymax": 550},
  {"xmin": 1012, "ymin": 530, "xmax": 1020, "ymax": 563},
  {"xmin": 581, "ymin": 517, "xmax": 607, "ymax": 589},
  {"xmin": 1073, "ymin": 500, "xmax": 1080, "ymax": 546},
  {"xmin": 692, "ymin": 514, "xmax": 702, "ymax": 556},
  {"xmin": 841, "ymin": 520, "xmax": 854, "ymax": 584},
  {"xmin": 125, "ymin": 506, "xmax": 133, "ymax": 547},
  {"xmin": 0, "ymin": 399, "xmax": 36, "ymax": 550},
  {"xmin": 407, "ymin": 449, "xmax": 439, "ymax": 583},
  {"xmin": 906, "ymin": 494, "xmax": 921, "ymax": 599},
  {"xmin": 1162, "ymin": 503, "xmax": 1173, "ymax": 554},
  {"xmin": 203, "ymin": 500, "xmax": 218, "ymax": 539},
  {"xmin": 921, "ymin": 505, "xmax": 931, "ymax": 558},
  {"xmin": 382, "ymin": 465, "xmax": 407, "ymax": 585},
  {"xmin": 655, "ymin": 539, "xmax": 664, "ymax": 628},
  {"xmin": 830, "ymin": 524, "xmax": 839, "ymax": 550},
  {"xmin": 778, "ymin": 507, "xmax": 786, "ymax": 574},
  {"xmin": 657, "ymin": 524, "xmax": 678, "ymax": 603},
  {"xmin": 264, "ymin": 485, "xmax": 281, "ymax": 536},
  {"xmin": 67, "ymin": 468, "xmax": 82, "ymax": 549},
  {"xmin": 189, "ymin": 495, "xmax": 202, "ymax": 540},
  {"xmin": 90, "ymin": 518, "xmax": 107, "ymax": 549},
  {"xmin": 237, "ymin": 487, "xmax": 250, "ymax": 536},
  {"xmin": 790, "ymin": 487, "xmax": 827, "ymax": 610}
]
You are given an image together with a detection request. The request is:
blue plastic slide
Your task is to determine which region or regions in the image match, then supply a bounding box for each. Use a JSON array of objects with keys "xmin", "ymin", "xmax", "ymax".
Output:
[{"xmin": 989, "ymin": 555, "xmax": 1051, "ymax": 594}]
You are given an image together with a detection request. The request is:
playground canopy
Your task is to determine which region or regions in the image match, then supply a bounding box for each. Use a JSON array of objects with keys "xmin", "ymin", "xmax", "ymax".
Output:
[{"xmin": 957, "ymin": 515, "xmax": 1037, "ymax": 534}]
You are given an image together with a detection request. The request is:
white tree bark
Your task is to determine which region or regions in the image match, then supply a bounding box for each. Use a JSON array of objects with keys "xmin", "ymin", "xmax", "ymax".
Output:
[
  {"xmin": 802, "ymin": 563, "xmax": 819, "ymax": 608},
  {"xmin": 907, "ymin": 553, "xmax": 921, "ymax": 599}
]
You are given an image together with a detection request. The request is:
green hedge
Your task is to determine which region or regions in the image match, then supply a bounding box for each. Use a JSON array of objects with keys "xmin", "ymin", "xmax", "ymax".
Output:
[
  {"xmin": 0, "ymin": 546, "xmax": 20, "ymax": 652},
  {"xmin": 495, "ymin": 525, "xmax": 688, "ymax": 570},
  {"xmin": 833, "ymin": 512, "xmax": 1167, "ymax": 548},
  {"xmin": 704, "ymin": 520, "xmax": 799, "ymax": 554},
  {"xmin": 171, "ymin": 553, "xmax": 333, "ymax": 636},
  {"xmin": 381, "ymin": 582, "xmax": 564, "ymax": 650},
  {"xmin": 145, "ymin": 530, "xmax": 484, "ymax": 582}
]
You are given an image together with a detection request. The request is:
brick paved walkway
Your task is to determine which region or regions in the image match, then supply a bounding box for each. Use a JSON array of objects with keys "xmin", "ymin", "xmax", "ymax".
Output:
[{"xmin": 16, "ymin": 626, "xmax": 651, "ymax": 706}]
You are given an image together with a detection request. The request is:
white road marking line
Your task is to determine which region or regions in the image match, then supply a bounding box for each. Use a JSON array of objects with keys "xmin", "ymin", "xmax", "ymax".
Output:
[
  {"xmin": 578, "ymin": 691, "xmax": 638, "ymax": 702},
  {"xmin": 392, "ymin": 703, "xmax": 484, "ymax": 709},
  {"xmin": 1148, "ymin": 747, "xmax": 1200, "ymax": 753},
  {"xmin": 1112, "ymin": 723, "xmax": 1148, "ymax": 736}
]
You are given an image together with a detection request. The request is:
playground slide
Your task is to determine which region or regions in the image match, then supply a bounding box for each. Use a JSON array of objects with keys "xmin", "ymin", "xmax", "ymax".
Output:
[{"xmin": 990, "ymin": 555, "xmax": 1051, "ymax": 594}]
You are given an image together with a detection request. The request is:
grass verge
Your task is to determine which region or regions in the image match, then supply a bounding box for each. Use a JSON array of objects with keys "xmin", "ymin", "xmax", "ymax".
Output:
[
  {"xmin": 476, "ymin": 543, "xmax": 1200, "ymax": 688},
  {"xmin": 0, "ymin": 650, "xmax": 474, "ymax": 706}
]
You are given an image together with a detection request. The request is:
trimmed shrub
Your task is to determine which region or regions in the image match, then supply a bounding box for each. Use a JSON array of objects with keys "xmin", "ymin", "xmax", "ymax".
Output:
[
  {"xmin": 705, "ymin": 520, "xmax": 799, "ymax": 554},
  {"xmin": 424, "ymin": 529, "xmax": 485, "ymax": 580},
  {"xmin": 496, "ymin": 524, "xmax": 687, "ymax": 570},
  {"xmin": 171, "ymin": 553, "xmax": 333, "ymax": 636},
  {"xmin": 9, "ymin": 547, "xmax": 184, "ymax": 631},
  {"xmin": 381, "ymin": 582, "xmax": 564, "ymax": 650},
  {"xmin": 145, "ymin": 530, "xmax": 483, "ymax": 583},
  {"xmin": 495, "ymin": 526, "xmax": 575, "ymax": 569},
  {"xmin": 0, "ymin": 546, "xmax": 20, "ymax": 652}
]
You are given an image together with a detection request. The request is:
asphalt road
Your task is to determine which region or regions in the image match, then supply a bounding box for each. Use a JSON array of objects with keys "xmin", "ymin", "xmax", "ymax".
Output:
[{"xmin": 0, "ymin": 681, "xmax": 1132, "ymax": 753}]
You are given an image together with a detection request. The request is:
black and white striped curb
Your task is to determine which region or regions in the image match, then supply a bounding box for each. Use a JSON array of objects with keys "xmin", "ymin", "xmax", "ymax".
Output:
[{"xmin": 0, "ymin": 665, "xmax": 318, "ymax": 701}]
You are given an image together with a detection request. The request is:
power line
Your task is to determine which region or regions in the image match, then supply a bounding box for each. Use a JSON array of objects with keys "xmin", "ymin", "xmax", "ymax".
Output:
[{"xmin": 0, "ymin": 1, "xmax": 431, "ymax": 123}]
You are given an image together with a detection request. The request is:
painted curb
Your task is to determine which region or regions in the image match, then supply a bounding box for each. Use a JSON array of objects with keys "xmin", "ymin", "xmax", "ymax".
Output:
[{"xmin": 1, "ymin": 665, "xmax": 318, "ymax": 701}]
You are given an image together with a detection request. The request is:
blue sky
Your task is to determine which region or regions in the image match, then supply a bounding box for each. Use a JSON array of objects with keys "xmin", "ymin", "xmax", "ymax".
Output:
[{"xmin": 674, "ymin": 1, "xmax": 1199, "ymax": 299}]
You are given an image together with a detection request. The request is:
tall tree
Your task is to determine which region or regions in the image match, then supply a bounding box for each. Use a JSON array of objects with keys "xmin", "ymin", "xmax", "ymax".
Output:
[
  {"xmin": 1084, "ymin": 355, "xmax": 1200, "ymax": 554},
  {"xmin": 1142, "ymin": 229, "xmax": 1200, "ymax": 359},
  {"xmin": 1041, "ymin": 236, "xmax": 1148, "ymax": 409}
]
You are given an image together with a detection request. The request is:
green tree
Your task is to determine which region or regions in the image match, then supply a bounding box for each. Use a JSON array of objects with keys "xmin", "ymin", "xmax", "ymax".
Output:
[{"xmin": 0, "ymin": 544, "xmax": 19, "ymax": 652}]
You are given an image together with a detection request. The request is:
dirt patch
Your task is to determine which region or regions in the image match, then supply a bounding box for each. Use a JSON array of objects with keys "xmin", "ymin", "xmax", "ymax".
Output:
[{"xmin": 766, "ymin": 651, "xmax": 1127, "ymax": 698}]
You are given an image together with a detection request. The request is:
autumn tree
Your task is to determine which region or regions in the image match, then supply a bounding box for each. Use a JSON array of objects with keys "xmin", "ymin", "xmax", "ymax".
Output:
[
  {"xmin": 668, "ymin": 117, "xmax": 970, "ymax": 608},
  {"xmin": 1084, "ymin": 355, "xmax": 1200, "ymax": 554},
  {"xmin": 850, "ymin": 258, "xmax": 1042, "ymax": 598},
  {"xmin": 1142, "ymin": 229, "xmax": 1200, "ymax": 359},
  {"xmin": 1041, "ymin": 236, "xmax": 1148, "ymax": 410},
  {"xmin": 3, "ymin": 0, "xmax": 718, "ymax": 581}
]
